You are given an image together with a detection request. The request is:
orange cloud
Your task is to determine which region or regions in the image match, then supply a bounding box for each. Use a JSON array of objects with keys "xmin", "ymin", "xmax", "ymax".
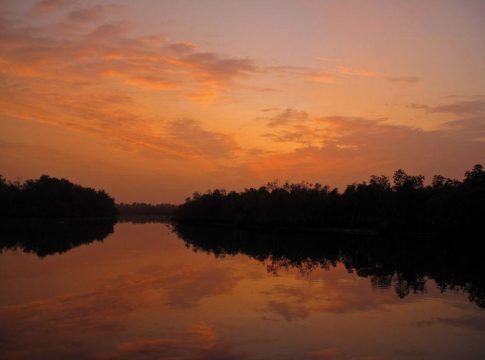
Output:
[{"xmin": 0, "ymin": 15, "xmax": 258, "ymax": 101}]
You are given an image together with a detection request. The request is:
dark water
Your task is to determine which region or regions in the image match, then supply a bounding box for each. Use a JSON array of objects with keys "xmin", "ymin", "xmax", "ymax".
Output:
[{"xmin": 0, "ymin": 220, "xmax": 484, "ymax": 360}]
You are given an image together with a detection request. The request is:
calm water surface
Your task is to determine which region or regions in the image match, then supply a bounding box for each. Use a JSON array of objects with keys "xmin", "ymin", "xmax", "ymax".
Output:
[{"xmin": 1, "ymin": 221, "xmax": 484, "ymax": 359}]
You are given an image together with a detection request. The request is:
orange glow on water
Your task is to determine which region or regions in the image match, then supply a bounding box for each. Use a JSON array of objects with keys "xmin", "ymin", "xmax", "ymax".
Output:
[{"xmin": 1, "ymin": 223, "xmax": 483, "ymax": 359}]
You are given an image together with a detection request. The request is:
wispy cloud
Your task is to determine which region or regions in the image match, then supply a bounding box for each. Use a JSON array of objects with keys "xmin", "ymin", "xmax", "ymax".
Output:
[{"xmin": 305, "ymin": 65, "xmax": 418, "ymax": 86}]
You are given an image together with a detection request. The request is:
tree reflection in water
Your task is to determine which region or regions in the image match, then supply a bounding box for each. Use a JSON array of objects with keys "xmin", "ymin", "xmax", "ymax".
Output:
[
  {"xmin": 2, "ymin": 219, "xmax": 483, "ymax": 308},
  {"xmin": 0, "ymin": 219, "xmax": 115, "ymax": 257},
  {"xmin": 174, "ymin": 224, "xmax": 485, "ymax": 308}
]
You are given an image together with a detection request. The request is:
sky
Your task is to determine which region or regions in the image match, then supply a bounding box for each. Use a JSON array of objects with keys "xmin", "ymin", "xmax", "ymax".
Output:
[{"xmin": 1, "ymin": 0, "xmax": 484, "ymax": 203}]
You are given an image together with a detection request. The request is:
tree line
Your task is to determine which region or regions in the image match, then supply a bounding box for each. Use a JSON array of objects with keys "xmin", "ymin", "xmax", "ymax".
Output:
[
  {"xmin": 117, "ymin": 202, "xmax": 177, "ymax": 218},
  {"xmin": 174, "ymin": 164, "xmax": 485, "ymax": 232},
  {"xmin": 0, "ymin": 175, "xmax": 116, "ymax": 218}
]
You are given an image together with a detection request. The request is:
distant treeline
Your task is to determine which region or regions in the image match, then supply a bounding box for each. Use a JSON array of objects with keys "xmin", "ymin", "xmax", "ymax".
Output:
[
  {"xmin": 175, "ymin": 164, "xmax": 485, "ymax": 232},
  {"xmin": 117, "ymin": 202, "xmax": 177, "ymax": 218},
  {"xmin": 0, "ymin": 175, "xmax": 116, "ymax": 218}
]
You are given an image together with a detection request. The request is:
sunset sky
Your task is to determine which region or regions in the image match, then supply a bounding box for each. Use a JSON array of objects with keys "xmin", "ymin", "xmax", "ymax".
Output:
[{"xmin": 1, "ymin": 0, "xmax": 484, "ymax": 203}]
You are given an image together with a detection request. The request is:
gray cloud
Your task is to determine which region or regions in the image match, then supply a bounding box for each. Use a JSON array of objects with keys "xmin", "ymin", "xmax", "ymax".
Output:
[
  {"xmin": 164, "ymin": 42, "xmax": 196, "ymax": 55},
  {"xmin": 67, "ymin": 5, "xmax": 124, "ymax": 23},
  {"xmin": 181, "ymin": 52, "xmax": 258, "ymax": 81},
  {"xmin": 31, "ymin": 0, "xmax": 76, "ymax": 14},
  {"xmin": 407, "ymin": 103, "xmax": 430, "ymax": 110},
  {"xmin": 408, "ymin": 100, "xmax": 485, "ymax": 116},
  {"xmin": 165, "ymin": 119, "xmax": 240, "ymax": 160},
  {"xmin": 265, "ymin": 108, "xmax": 309, "ymax": 128},
  {"xmin": 431, "ymin": 100, "xmax": 485, "ymax": 116}
]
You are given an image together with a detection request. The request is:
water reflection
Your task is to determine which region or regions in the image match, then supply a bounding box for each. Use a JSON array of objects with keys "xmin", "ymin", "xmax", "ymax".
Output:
[
  {"xmin": 174, "ymin": 225, "xmax": 485, "ymax": 308},
  {"xmin": 0, "ymin": 219, "xmax": 115, "ymax": 257},
  {"xmin": 2, "ymin": 219, "xmax": 484, "ymax": 308},
  {"xmin": 1, "ymin": 222, "xmax": 484, "ymax": 360}
]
